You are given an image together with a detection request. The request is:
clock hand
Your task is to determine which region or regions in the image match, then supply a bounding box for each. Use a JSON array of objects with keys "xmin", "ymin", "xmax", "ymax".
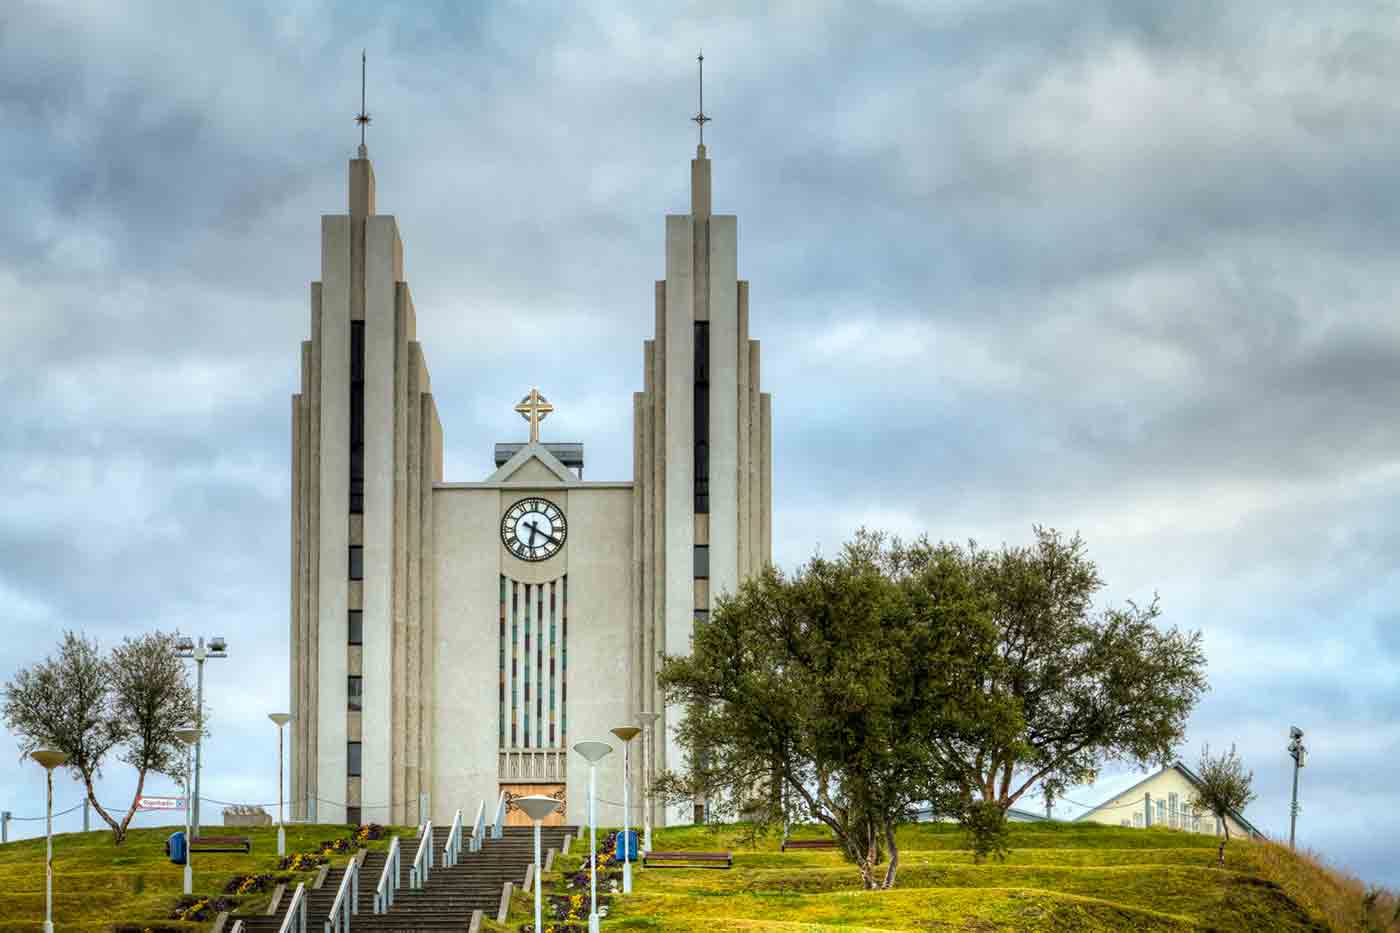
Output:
[{"xmin": 525, "ymin": 521, "xmax": 543, "ymax": 546}]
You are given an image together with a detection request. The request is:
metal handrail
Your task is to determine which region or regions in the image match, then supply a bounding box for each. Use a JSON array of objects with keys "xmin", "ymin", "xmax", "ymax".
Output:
[
  {"xmin": 373, "ymin": 836, "xmax": 401, "ymax": 914},
  {"xmin": 324, "ymin": 854, "xmax": 360, "ymax": 933},
  {"xmin": 277, "ymin": 882, "xmax": 307, "ymax": 933},
  {"xmin": 470, "ymin": 799, "xmax": 486, "ymax": 853},
  {"xmin": 444, "ymin": 808, "xmax": 463, "ymax": 867},
  {"xmin": 410, "ymin": 819, "xmax": 433, "ymax": 889},
  {"xmin": 491, "ymin": 789, "xmax": 508, "ymax": 840}
]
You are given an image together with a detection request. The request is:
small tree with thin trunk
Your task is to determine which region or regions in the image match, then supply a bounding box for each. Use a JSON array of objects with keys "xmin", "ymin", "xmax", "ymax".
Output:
[
  {"xmin": 1190, "ymin": 744, "xmax": 1257, "ymax": 867},
  {"xmin": 3, "ymin": 630, "xmax": 196, "ymax": 844}
]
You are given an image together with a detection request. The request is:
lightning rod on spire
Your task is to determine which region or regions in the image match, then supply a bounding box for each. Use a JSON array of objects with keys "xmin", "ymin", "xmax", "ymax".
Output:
[
  {"xmin": 691, "ymin": 51, "xmax": 711, "ymax": 148},
  {"xmin": 355, "ymin": 49, "xmax": 371, "ymax": 157}
]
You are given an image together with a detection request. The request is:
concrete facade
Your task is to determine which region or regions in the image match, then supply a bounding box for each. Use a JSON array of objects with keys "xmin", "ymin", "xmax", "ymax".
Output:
[{"xmin": 291, "ymin": 143, "xmax": 771, "ymax": 829}]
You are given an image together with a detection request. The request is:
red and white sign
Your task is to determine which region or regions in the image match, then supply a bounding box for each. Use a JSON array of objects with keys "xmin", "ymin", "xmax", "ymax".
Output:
[{"xmin": 135, "ymin": 795, "xmax": 185, "ymax": 811}]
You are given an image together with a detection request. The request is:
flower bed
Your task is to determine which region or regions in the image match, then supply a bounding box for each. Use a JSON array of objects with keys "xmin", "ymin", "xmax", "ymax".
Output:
[
  {"xmin": 169, "ymin": 894, "xmax": 239, "ymax": 921},
  {"xmin": 224, "ymin": 872, "xmax": 277, "ymax": 896}
]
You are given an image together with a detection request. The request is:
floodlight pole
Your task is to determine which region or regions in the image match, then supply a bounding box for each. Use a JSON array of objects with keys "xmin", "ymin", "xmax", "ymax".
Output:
[
  {"xmin": 175, "ymin": 635, "xmax": 228, "ymax": 835},
  {"xmin": 1288, "ymin": 726, "xmax": 1305, "ymax": 850}
]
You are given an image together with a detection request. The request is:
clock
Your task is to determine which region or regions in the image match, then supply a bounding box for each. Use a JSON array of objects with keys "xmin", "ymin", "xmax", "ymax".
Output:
[{"xmin": 501, "ymin": 497, "xmax": 567, "ymax": 562}]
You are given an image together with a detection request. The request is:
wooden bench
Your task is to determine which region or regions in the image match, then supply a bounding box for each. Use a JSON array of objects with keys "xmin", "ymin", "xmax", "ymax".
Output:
[
  {"xmin": 781, "ymin": 839, "xmax": 837, "ymax": 852},
  {"xmin": 190, "ymin": 835, "xmax": 251, "ymax": 853},
  {"xmin": 642, "ymin": 850, "xmax": 732, "ymax": 870}
]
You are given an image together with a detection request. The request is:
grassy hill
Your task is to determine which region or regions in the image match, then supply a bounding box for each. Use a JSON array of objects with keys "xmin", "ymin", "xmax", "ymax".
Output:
[
  {"xmin": 0, "ymin": 822, "xmax": 408, "ymax": 932},
  {"xmin": 496, "ymin": 821, "xmax": 1398, "ymax": 932}
]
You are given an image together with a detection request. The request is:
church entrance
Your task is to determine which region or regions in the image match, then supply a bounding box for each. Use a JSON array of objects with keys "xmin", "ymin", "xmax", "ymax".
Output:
[{"xmin": 502, "ymin": 784, "xmax": 567, "ymax": 826}]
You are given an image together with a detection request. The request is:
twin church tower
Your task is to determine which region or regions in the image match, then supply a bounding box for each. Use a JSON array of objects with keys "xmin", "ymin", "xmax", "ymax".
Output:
[{"xmin": 288, "ymin": 95, "xmax": 774, "ymax": 828}]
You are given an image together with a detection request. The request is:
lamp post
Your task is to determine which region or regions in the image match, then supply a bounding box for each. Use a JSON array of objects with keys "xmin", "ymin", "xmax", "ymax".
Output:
[
  {"xmin": 31, "ymin": 749, "xmax": 69, "ymax": 933},
  {"xmin": 637, "ymin": 711, "xmax": 659, "ymax": 853},
  {"xmin": 573, "ymin": 741, "xmax": 613, "ymax": 933},
  {"xmin": 610, "ymin": 726, "xmax": 641, "ymax": 893},
  {"xmin": 174, "ymin": 634, "xmax": 228, "ymax": 835},
  {"xmin": 175, "ymin": 726, "xmax": 201, "ymax": 895},
  {"xmin": 269, "ymin": 713, "xmax": 292, "ymax": 856},
  {"xmin": 517, "ymin": 795, "xmax": 562, "ymax": 933},
  {"xmin": 1288, "ymin": 726, "xmax": 1306, "ymax": 850}
]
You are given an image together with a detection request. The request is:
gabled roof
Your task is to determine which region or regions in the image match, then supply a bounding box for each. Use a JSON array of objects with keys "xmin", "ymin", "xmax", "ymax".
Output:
[
  {"xmin": 485, "ymin": 441, "xmax": 575, "ymax": 484},
  {"xmin": 1068, "ymin": 762, "xmax": 1264, "ymax": 838}
]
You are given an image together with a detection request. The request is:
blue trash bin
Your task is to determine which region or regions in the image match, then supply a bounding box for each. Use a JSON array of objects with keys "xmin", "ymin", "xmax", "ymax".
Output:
[
  {"xmin": 615, "ymin": 829, "xmax": 638, "ymax": 862},
  {"xmin": 167, "ymin": 831, "xmax": 187, "ymax": 865}
]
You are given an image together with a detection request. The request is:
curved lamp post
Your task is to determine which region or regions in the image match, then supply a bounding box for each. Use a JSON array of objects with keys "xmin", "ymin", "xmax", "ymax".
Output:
[
  {"xmin": 610, "ymin": 726, "xmax": 641, "ymax": 893},
  {"xmin": 174, "ymin": 726, "xmax": 201, "ymax": 895},
  {"xmin": 31, "ymin": 749, "xmax": 68, "ymax": 933},
  {"xmin": 268, "ymin": 713, "xmax": 292, "ymax": 856},
  {"xmin": 517, "ymin": 794, "xmax": 561, "ymax": 933},
  {"xmin": 572, "ymin": 740, "xmax": 613, "ymax": 933},
  {"xmin": 637, "ymin": 711, "xmax": 659, "ymax": 852}
]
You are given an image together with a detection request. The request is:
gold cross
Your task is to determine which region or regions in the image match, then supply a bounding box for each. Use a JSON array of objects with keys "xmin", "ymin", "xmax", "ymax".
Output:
[{"xmin": 514, "ymin": 387, "xmax": 554, "ymax": 443}]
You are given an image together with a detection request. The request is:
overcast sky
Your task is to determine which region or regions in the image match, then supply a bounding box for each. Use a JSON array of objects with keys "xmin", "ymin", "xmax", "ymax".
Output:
[{"xmin": 3, "ymin": 0, "xmax": 1398, "ymax": 888}]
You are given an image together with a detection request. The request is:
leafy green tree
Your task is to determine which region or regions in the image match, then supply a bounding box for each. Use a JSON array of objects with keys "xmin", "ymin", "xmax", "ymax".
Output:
[
  {"xmin": 655, "ymin": 531, "xmax": 996, "ymax": 889},
  {"xmin": 893, "ymin": 527, "xmax": 1209, "ymax": 819},
  {"xmin": 1190, "ymin": 744, "xmax": 1256, "ymax": 866},
  {"xmin": 3, "ymin": 630, "xmax": 197, "ymax": 844}
]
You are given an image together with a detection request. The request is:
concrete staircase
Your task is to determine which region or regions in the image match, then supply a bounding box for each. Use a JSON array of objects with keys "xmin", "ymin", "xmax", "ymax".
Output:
[{"xmin": 234, "ymin": 824, "xmax": 578, "ymax": 932}]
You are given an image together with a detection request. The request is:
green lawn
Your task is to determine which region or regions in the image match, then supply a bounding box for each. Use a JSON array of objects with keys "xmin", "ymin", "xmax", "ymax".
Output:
[
  {"xmin": 0, "ymin": 822, "xmax": 412, "ymax": 932},
  {"xmin": 492, "ymin": 822, "xmax": 1329, "ymax": 932}
]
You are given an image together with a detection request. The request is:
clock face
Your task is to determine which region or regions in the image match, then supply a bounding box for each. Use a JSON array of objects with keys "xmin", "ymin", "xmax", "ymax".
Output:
[{"xmin": 501, "ymin": 497, "xmax": 567, "ymax": 562}]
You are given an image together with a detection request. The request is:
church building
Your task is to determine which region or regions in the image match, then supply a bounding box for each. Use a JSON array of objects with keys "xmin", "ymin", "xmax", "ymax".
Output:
[{"xmin": 287, "ymin": 119, "xmax": 773, "ymax": 829}]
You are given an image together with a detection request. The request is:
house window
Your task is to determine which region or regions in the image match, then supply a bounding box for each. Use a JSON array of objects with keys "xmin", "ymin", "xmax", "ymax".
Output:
[
  {"xmin": 348, "ymin": 610, "xmax": 363, "ymax": 645},
  {"xmin": 348, "ymin": 676, "xmax": 363, "ymax": 711},
  {"xmin": 347, "ymin": 806, "xmax": 362, "ymax": 827},
  {"xmin": 349, "ymin": 546, "xmax": 364, "ymax": 580},
  {"xmin": 1133, "ymin": 812, "xmax": 1143, "ymax": 828},
  {"xmin": 693, "ymin": 545, "xmax": 710, "ymax": 579},
  {"xmin": 694, "ymin": 609, "xmax": 710, "ymax": 626},
  {"xmin": 1156, "ymin": 799, "xmax": 1166, "ymax": 824},
  {"xmin": 347, "ymin": 741, "xmax": 362, "ymax": 776}
]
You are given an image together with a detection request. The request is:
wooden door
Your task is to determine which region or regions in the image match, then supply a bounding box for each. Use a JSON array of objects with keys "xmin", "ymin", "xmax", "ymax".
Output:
[{"xmin": 501, "ymin": 784, "xmax": 567, "ymax": 826}]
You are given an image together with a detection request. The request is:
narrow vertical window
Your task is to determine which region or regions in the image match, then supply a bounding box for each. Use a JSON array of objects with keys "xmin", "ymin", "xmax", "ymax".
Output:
[
  {"xmin": 693, "ymin": 545, "xmax": 710, "ymax": 579},
  {"xmin": 498, "ymin": 575, "xmax": 506, "ymax": 748},
  {"xmin": 348, "ymin": 610, "xmax": 363, "ymax": 645},
  {"xmin": 347, "ymin": 742, "xmax": 362, "ymax": 776},
  {"xmin": 523, "ymin": 583, "xmax": 531, "ymax": 748},
  {"xmin": 348, "ymin": 546, "xmax": 364, "ymax": 580},
  {"xmin": 694, "ymin": 321, "xmax": 710, "ymax": 513},
  {"xmin": 349, "ymin": 321, "xmax": 365, "ymax": 514},
  {"xmin": 347, "ymin": 676, "xmax": 363, "ymax": 711},
  {"xmin": 347, "ymin": 806, "xmax": 362, "ymax": 827}
]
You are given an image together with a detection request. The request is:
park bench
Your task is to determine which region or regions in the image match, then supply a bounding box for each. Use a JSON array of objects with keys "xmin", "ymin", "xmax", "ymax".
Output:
[
  {"xmin": 781, "ymin": 839, "xmax": 837, "ymax": 852},
  {"xmin": 642, "ymin": 850, "xmax": 732, "ymax": 870},
  {"xmin": 190, "ymin": 835, "xmax": 252, "ymax": 853}
]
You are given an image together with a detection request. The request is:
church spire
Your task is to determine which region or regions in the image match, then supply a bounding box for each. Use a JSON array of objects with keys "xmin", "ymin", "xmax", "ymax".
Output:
[
  {"xmin": 350, "ymin": 50, "xmax": 375, "ymax": 217},
  {"xmin": 690, "ymin": 51, "xmax": 711, "ymax": 218}
]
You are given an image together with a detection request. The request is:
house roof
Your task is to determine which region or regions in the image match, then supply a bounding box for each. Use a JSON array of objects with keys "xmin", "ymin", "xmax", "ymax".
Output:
[{"xmin": 1036, "ymin": 762, "xmax": 1265, "ymax": 834}]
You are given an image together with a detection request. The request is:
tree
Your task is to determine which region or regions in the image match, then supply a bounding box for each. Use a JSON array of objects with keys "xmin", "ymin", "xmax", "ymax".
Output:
[
  {"xmin": 896, "ymin": 527, "xmax": 1209, "ymax": 820},
  {"xmin": 3, "ymin": 630, "xmax": 197, "ymax": 844},
  {"xmin": 654, "ymin": 531, "xmax": 996, "ymax": 889},
  {"xmin": 1190, "ymin": 744, "xmax": 1256, "ymax": 866}
]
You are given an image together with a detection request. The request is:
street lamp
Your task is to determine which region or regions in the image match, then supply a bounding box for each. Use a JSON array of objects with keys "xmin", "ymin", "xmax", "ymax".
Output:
[
  {"xmin": 573, "ymin": 740, "xmax": 613, "ymax": 933},
  {"xmin": 31, "ymin": 749, "xmax": 69, "ymax": 933},
  {"xmin": 269, "ymin": 713, "xmax": 292, "ymax": 856},
  {"xmin": 1288, "ymin": 726, "xmax": 1306, "ymax": 850},
  {"xmin": 175, "ymin": 726, "xmax": 201, "ymax": 895},
  {"xmin": 610, "ymin": 726, "xmax": 641, "ymax": 893},
  {"xmin": 174, "ymin": 634, "xmax": 228, "ymax": 835},
  {"xmin": 637, "ymin": 710, "xmax": 660, "ymax": 853},
  {"xmin": 517, "ymin": 795, "xmax": 562, "ymax": 933}
]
